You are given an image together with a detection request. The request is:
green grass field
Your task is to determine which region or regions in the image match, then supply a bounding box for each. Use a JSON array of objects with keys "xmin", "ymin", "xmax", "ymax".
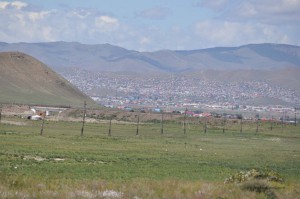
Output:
[{"xmin": 0, "ymin": 115, "xmax": 299, "ymax": 198}]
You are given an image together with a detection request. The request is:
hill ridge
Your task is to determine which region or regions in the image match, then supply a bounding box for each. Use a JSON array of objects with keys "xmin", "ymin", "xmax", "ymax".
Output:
[
  {"xmin": 0, "ymin": 51, "xmax": 96, "ymax": 107},
  {"xmin": 0, "ymin": 42, "xmax": 299, "ymax": 72}
]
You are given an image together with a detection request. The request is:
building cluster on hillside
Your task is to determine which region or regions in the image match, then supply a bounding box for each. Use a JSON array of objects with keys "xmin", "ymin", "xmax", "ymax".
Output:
[{"xmin": 61, "ymin": 69, "xmax": 300, "ymax": 113}]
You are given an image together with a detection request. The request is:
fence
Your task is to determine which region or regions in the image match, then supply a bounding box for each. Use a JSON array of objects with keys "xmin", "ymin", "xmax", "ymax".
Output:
[{"xmin": 0, "ymin": 104, "xmax": 298, "ymax": 138}]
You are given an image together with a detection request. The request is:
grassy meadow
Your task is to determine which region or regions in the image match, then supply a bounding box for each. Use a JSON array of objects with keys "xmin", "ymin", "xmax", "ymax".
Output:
[{"xmin": 0, "ymin": 114, "xmax": 299, "ymax": 198}]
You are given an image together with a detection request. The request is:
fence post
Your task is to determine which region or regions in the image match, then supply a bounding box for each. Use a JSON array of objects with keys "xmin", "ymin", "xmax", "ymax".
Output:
[
  {"xmin": 108, "ymin": 118, "xmax": 112, "ymax": 137},
  {"xmin": 136, "ymin": 114, "xmax": 139, "ymax": 136},
  {"xmin": 161, "ymin": 110, "xmax": 164, "ymax": 134},
  {"xmin": 270, "ymin": 116, "xmax": 273, "ymax": 131},
  {"xmin": 281, "ymin": 111, "xmax": 284, "ymax": 132},
  {"xmin": 222, "ymin": 117, "xmax": 226, "ymax": 133},
  {"xmin": 295, "ymin": 107, "xmax": 297, "ymax": 126},
  {"xmin": 256, "ymin": 119, "xmax": 259, "ymax": 133},
  {"xmin": 284, "ymin": 111, "xmax": 287, "ymax": 128},
  {"xmin": 204, "ymin": 118, "xmax": 207, "ymax": 134},
  {"xmin": 81, "ymin": 101, "xmax": 87, "ymax": 136},
  {"xmin": 40, "ymin": 111, "xmax": 46, "ymax": 136},
  {"xmin": 240, "ymin": 117, "xmax": 243, "ymax": 133},
  {"xmin": 0, "ymin": 107, "xmax": 2, "ymax": 124},
  {"xmin": 183, "ymin": 108, "xmax": 187, "ymax": 134}
]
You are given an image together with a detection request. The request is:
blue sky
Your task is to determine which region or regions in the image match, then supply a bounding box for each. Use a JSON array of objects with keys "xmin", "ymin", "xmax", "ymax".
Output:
[{"xmin": 0, "ymin": 0, "xmax": 299, "ymax": 51}]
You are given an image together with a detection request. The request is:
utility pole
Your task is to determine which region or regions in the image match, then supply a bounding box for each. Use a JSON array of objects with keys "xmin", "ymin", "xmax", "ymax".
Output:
[
  {"xmin": 284, "ymin": 111, "xmax": 287, "ymax": 128},
  {"xmin": 281, "ymin": 111, "xmax": 284, "ymax": 133},
  {"xmin": 0, "ymin": 107, "xmax": 2, "ymax": 124},
  {"xmin": 81, "ymin": 101, "xmax": 87, "ymax": 136},
  {"xmin": 204, "ymin": 117, "xmax": 207, "ymax": 134},
  {"xmin": 183, "ymin": 108, "xmax": 187, "ymax": 134},
  {"xmin": 108, "ymin": 118, "xmax": 112, "ymax": 137},
  {"xmin": 136, "ymin": 114, "xmax": 139, "ymax": 136},
  {"xmin": 222, "ymin": 116, "xmax": 226, "ymax": 133},
  {"xmin": 40, "ymin": 111, "xmax": 46, "ymax": 136},
  {"xmin": 161, "ymin": 110, "xmax": 164, "ymax": 134},
  {"xmin": 240, "ymin": 117, "xmax": 243, "ymax": 133},
  {"xmin": 256, "ymin": 119, "xmax": 259, "ymax": 133},
  {"xmin": 295, "ymin": 107, "xmax": 297, "ymax": 126},
  {"xmin": 270, "ymin": 116, "xmax": 273, "ymax": 131}
]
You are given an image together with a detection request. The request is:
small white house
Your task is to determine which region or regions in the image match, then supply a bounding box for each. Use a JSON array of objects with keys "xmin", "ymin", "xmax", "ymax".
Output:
[{"xmin": 30, "ymin": 115, "xmax": 42, "ymax": 120}]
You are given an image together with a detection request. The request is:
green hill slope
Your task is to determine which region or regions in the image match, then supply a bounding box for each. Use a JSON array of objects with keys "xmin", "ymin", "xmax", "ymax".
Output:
[{"xmin": 0, "ymin": 52, "xmax": 97, "ymax": 107}]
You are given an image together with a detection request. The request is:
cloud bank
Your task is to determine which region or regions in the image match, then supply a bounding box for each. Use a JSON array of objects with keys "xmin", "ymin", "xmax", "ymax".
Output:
[{"xmin": 0, "ymin": 0, "xmax": 299, "ymax": 51}]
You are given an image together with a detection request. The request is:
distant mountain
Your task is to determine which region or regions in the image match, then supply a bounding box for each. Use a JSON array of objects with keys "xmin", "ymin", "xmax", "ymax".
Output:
[
  {"xmin": 0, "ymin": 52, "xmax": 97, "ymax": 107},
  {"xmin": 0, "ymin": 42, "xmax": 299, "ymax": 72}
]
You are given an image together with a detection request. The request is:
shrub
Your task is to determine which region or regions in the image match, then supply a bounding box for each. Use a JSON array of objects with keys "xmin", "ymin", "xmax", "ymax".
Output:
[
  {"xmin": 225, "ymin": 169, "xmax": 282, "ymax": 199},
  {"xmin": 224, "ymin": 169, "xmax": 283, "ymax": 184},
  {"xmin": 241, "ymin": 180, "xmax": 270, "ymax": 193},
  {"xmin": 241, "ymin": 180, "xmax": 277, "ymax": 199}
]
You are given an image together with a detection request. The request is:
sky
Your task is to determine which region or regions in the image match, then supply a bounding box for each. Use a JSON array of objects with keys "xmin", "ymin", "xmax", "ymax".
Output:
[{"xmin": 0, "ymin": 0, "xmax": 299, "ymax": 51}]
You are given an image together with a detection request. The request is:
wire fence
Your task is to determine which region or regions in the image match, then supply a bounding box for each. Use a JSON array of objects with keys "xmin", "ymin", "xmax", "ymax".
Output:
[{"xmin": 0, "ymin": 104, "xmax": 298, "ymax": 138}]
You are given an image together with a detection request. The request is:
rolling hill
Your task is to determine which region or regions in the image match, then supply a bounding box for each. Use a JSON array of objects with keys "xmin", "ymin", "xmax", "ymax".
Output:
[
  {"xmin": 1, "ymin": 42, "xmax": 299, "ymax": 107},
  {"xmin": 0, "ymin": 42, "xmax": 299, "ymax": 72},
  {"xmin": 0, "ymin": 52, "xmax": 97, "ymax": 107}
]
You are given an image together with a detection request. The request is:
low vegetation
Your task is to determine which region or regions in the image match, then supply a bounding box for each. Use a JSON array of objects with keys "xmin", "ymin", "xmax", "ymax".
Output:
[{"xmin": 0, "ymin": 114, "xmax": 299, "ymax": 198}]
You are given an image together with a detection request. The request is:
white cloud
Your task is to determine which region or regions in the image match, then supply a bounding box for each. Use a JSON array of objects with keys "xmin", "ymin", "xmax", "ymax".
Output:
[
  {"xmin": 0, "ymin": 2, "xmax": 123, "ymax": 44},
  {"xmin": 0, "ymin": 1, "xmax": 9, "ymax": 9},
  {"xmin": 95, "ymin": 16, "xmax": 119, "ymax": 32},
  {"xmin": 193, "ymin": 0, "xmax": 300, "ymax": 49},
  {"xmin": 139, "ymin": 37, "xmax": 150, "ymax": 45},
  {"xmin": 223, "ymin": 0, "xmax": 300, "ymax": 24},
  {"xmin": 193, "ymin": 19, "xmax": 297, "ymax": 48},
  {"xmin": 96, "ymin": 16, "xmax": 119, "ymax": 25},
  {"xmin": 0, "ymin": 1, "xmax": 28, "ymax": 10},
  {"xmin": 28, "ymin": 11, "xmax": 51, "ymax": 22},
  {"xmin": 0, "ymin": 0, "xmax": 299, "ymax": 51},
  {"xmin": 70, "ymin": 9, "xmax": 92, "ymax": 19},
  {"xmin": 11, "ymin": 1, "xmax": 27, "ymax": 9}
]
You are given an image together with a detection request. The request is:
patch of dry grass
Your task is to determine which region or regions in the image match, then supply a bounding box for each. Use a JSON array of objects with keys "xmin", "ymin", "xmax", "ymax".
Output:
[{"xmin": 0, "ymin": 116, "xmax": 299, "ymax": 198}]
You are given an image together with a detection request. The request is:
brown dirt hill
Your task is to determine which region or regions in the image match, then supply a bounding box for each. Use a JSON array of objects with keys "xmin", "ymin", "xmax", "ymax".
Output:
[{"xmin": 0, "ymin": 52, "xmax": 97, "ymax": 107}]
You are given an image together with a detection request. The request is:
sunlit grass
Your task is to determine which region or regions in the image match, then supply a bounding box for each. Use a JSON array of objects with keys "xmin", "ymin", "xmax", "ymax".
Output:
[{"xmin": 0, "ymin": 115, "xmax": 299, "ymax": 198}]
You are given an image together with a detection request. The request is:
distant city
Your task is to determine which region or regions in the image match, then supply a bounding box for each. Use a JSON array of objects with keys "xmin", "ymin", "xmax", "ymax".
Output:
[{"xmin": 61, "ymin": 68, "xmax": 300, "ymax": 113}]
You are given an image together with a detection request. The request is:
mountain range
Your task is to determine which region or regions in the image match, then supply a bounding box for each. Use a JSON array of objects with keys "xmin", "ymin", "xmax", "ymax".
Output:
[{"xmin": 0, "ymin": 42, "xmax": 299, "ymax": 72}]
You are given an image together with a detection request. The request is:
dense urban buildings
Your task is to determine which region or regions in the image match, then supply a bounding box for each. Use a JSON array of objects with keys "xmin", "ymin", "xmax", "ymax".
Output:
[{"xmin": 62, "ymin": 69, "xmax": 300, "ymax": 113}]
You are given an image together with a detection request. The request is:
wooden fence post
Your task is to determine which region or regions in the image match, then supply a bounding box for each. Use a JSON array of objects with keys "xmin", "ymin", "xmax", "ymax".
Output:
[
  {"xmin": 40, "ymin": 112, "xmax": 46, "ymax": 136},
  {"xmin": 161, "ymin": 110, "xmax": 164, "ymax": 134},
  {"xmin": 295, "ymin": 108, "xmax": 297, "ymax": 126},
  {"xmin": 108, "ymin": 118, "xmax": 112, "ymax": 137},
  {"xmin": 222, "ymin": 117, "xmax": 226, "ymax": 133},
  {"xmin": 204, "ymin": 118, "xmax": 207, "ymax": 134},
  {"xmin": 240, "ymin": 118, "xmax": 243, "ymax": 133},
  {"xmin": 183, "ymin": 108, "xmax": 187, "ymax": 134},
  {"xmin": 281, "ymin": 111, "xmax": 284, "ymax": 132},
  {"xmin": 270, "ymin": 116, "xmax": 273, "ymax": 131},
  {"xmin": 136, "ymin": 114, "xmax": 139, "ymax": 136},
  {"xmin": 81, "ymin": 101, "xmax": 87, "ymax": 136},
  {"xmin": 256, "ymin": 119, "xmax": 259, "ymax": 133}
]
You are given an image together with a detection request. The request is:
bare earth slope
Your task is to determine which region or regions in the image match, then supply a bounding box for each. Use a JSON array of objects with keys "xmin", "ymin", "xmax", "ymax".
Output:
[{"xmin": 0, "ymin": 52, "xmax": 96, "ymax": 107}]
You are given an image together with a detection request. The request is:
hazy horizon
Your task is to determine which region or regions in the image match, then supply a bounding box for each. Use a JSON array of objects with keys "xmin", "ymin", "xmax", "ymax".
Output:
[{"xmin": 1, "ymin": 0, "xmax": 300, "ymax": 51}]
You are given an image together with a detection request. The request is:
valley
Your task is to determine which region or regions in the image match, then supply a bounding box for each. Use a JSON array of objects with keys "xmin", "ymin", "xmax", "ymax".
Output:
[{"xmin": 61, "ymin": 68, "xmax": 300, "ymax": 110}]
